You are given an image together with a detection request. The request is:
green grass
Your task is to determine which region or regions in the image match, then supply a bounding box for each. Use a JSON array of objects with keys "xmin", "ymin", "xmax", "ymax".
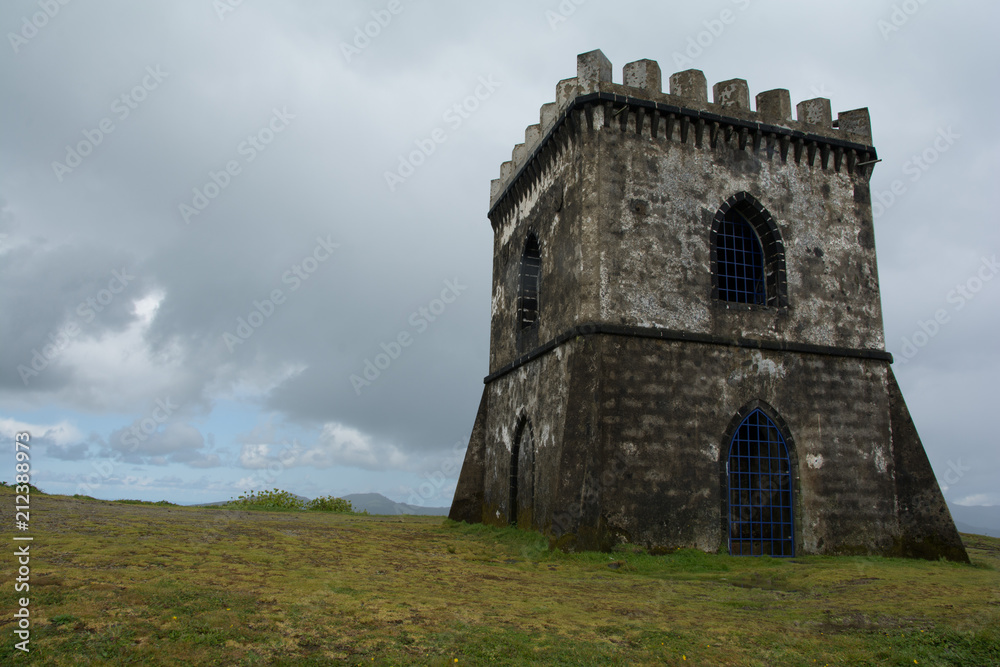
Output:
[{"xmin": 1, "ymin": 487, "xmax": 998, "ymax": 665}]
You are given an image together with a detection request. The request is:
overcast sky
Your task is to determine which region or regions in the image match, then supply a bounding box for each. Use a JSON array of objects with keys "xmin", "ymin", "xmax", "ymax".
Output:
[{"xmin": 1, "ymin": 0, "xmax": 997, "ymax": 509}]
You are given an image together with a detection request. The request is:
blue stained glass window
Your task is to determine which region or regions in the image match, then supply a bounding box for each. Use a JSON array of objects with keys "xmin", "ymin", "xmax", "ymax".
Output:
[
  {"xmin": 728, "ymin": 409, "xmax": 794, "ymax": 557},
  {"xmin": 716, "ymin": 211, "xmax": 766, "ymax": 304}
]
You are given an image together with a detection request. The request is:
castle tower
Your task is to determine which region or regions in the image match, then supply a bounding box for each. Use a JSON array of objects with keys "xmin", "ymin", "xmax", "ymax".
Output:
[{"xmin": 449, "ymin": 50, "xmax": 968, "ymax": 561}]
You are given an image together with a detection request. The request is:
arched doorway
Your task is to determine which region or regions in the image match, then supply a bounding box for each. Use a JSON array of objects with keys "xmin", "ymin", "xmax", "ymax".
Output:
[
  {"xmin": 508, "ymin": 417, "xmax": 535, "ymax": 527},
  {"xmin": 727, "ymin": 409, "xmax": 794, "ymax": 556}
]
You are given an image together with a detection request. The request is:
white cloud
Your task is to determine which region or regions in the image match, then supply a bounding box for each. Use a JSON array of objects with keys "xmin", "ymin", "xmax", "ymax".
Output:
[
  {"xmin": 0, "ymin": 417, "xmax": 82, "ymax": 446},
  {"xmin": 239, "ymin": 443, "xmax": 274, "ymax": 469},
  {"xmin": 954, "ymin": 493, "xmax": 1000, "ymax": 507},
  {"xmin": 238, "ymin": 422, "xmax": 409, "ymax": 471},
  {"xmin": 57, "ymin": 291, "xmax": 187, "ymax": 410}
]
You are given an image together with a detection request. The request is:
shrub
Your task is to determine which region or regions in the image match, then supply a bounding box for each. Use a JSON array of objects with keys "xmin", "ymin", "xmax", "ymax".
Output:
[
  {"xmin": 225, "ymin": 488, "xmax": 305, "ymax": 511},
  {"xmin": 306, "ymin": 495, "xmax": 354, "ymax": 513},
  {"xmin": 224, "ymin": 489, "xmax": 359, "ymax": 513}
]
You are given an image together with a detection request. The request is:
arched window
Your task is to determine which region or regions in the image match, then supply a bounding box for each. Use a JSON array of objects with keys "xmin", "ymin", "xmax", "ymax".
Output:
[
  {"xmin": 508, "ymin": 416, "xmax": 534, "ymax": 526},
  {"xmin": 711, "ymin": 193, "xmax": 787, "ymax": 307},
  {"xmin": 518, "ymin": 234, "xmax": 541, "ymax": 330},
  {"xmin": 716, "ymin": 210, "xmax": 766, "ymax": 304},
  {"xmin": 727, "ymin": 409, "xmax": 794, "ymax": 556}
]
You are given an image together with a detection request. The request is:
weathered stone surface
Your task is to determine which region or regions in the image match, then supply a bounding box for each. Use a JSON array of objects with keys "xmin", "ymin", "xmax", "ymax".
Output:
[
  {"xmin": 797, "ymin": 97, "xmax": 833, "ymax": 127},
  {"xmin": 452, "ymin": 51, "xmax": 968, "ymax": 563},
  {"xmin": 838, "ymin": 107, "xmax": 873, "ymax": 144},
  {"xmin": 713, "ymin": 78, "xmax": 750, "ymax": 110},
  {"xmin": 577, "ymin": 49, "xmax": 612, "ymax": 85},
  {"xmin": 623, "ymin": 59, "xmax": 662, "ymax": 93},
  {"xmin": 669, "ymin": 69, "xmax": 707, "ymax": 102},
  {"xmin": 539, "ymin": 102, "xmax": 558, "ymax": 134},
  {"xmin": 555, "ymin": 77, "xmax": 580, "ymax": 109},
  {"xmin": 756, "ymin": 88, "xmax": 792, "ymax": 121}
]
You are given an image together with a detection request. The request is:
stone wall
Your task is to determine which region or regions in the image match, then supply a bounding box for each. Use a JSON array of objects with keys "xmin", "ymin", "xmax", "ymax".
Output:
[{"xmin": 455, "ymin": 334, "xmax": 967, "ymax": 561}]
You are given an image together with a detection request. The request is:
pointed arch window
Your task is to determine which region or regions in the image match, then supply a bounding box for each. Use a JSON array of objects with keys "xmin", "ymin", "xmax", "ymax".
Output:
[
  {"xmin": 716, "ymin": 210, "xmax": 766, "ymax": 304},
  {"xmin": 711, "ymin": 193, "xmax": 787, "ymax": 307},
  {"xmin": 518, "ymin": 234, "xmax": 541, "ymax": 330},
  {"xmin": 727, "ymin": 409, "xmax": 795, "ymax": 557}
]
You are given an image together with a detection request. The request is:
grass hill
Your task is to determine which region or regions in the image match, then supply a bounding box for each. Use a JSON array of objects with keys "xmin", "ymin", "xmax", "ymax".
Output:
[{"xmin": 1, "ymin": 487, "xmax": 998, "ymax": 665}]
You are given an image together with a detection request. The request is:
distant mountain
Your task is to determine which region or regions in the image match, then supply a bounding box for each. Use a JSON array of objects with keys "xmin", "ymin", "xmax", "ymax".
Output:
[
  {"xmin": 343, "ymin": 493, "xmax": 449, "ymax": 516},
  {"xmin": 948, "ymin": 504, "xmax": 1000, "ymax": 538}
]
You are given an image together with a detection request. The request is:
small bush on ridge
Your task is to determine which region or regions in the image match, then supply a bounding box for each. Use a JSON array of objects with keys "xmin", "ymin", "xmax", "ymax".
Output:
[
  {"xmin": 306, "ymin": 495, "xmax": 355, "ymax": 513},
  {"xmin": 226, "ymin": 488, "xmax": 305, "ymax": 511},
  {"xmin": 225, "ymin": 488, "xmax": 357, "ymax": 513}
]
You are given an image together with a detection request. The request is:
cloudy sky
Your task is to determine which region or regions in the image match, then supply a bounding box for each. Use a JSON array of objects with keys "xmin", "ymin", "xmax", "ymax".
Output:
[{"xmin": 1, "ymin": 0, "xmax": 997, "ymax": 509}]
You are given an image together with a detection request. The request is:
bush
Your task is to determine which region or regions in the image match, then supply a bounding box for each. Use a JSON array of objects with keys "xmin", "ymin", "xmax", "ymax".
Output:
[
  {"xmin": 225, "ymin": 488, "xmax": 305, "ymax": 511},
  {"xmin": 306, "ymin": 495, "xmax": 354, "ymax": 513},
  {"xmin": 224, "ymin": 488, "xmax": 358, "ymax": 513}
]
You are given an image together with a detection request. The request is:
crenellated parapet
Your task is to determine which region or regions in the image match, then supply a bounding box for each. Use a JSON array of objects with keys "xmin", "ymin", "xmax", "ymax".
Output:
[{"xmin": 489, "ymin": 49, "xmax": 877, "ymax": 221}]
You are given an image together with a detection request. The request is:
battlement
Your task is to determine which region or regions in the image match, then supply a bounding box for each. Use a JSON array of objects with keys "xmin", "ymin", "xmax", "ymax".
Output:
[{"xmin": 489, "ymin": 49, "xmax": 877, "ymax": 216}]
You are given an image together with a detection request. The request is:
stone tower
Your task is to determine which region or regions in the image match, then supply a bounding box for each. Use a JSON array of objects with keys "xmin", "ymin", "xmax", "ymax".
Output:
[{"xmin": 449, "ymin": 49, "xmax": 967, "ymax": 561}]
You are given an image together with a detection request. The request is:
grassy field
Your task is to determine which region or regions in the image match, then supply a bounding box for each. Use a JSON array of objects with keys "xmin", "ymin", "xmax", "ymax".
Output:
[{"xmin": 1, "ymin": 487, "xmax": 998, "ymax": 666}]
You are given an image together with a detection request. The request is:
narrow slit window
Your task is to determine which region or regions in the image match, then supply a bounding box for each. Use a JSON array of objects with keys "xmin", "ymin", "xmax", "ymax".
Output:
[{"xmin": 518, "ymin": 234, "xmax": 541, "ymax": 329}]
